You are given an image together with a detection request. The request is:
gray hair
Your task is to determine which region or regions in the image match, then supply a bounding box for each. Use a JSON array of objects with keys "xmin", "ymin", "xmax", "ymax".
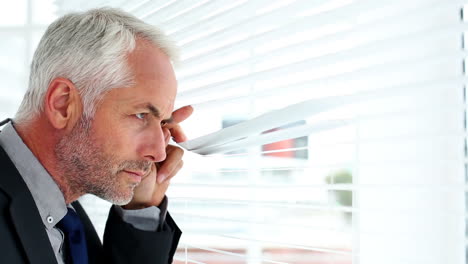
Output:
[{"xmin": 15, "ymin": 7, "xmax": 178, "ymax": 124}]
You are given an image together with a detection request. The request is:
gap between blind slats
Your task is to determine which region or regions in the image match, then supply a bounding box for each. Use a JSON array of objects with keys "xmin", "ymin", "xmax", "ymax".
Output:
[
  {"xmin": 178, "ymin": 22, "xmax": 466, "ymax": 84},
  {"xmin": 178, "ymin": 71, "xmax": 466, "ymax": 151},
  {"xmin": 175, "ymin": 0, "xmax": 458, "ymax": 57}
]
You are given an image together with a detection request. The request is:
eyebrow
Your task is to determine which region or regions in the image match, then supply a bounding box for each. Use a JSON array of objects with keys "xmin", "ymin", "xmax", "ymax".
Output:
[{"xmin": 142, "ymin": 103, "xmax": 173, "ymax": 123}]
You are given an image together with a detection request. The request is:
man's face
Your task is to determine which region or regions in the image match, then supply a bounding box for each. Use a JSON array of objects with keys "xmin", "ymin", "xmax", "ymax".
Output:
[{"xmin": 55, "ymin": 41, "xmax": 177, "ymax": 205}]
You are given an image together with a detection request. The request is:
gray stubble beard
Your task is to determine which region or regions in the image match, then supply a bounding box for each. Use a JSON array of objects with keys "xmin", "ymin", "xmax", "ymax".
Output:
[{"xmin": 55, "ymin": 117, "xmax": 150, "ymax": 205}]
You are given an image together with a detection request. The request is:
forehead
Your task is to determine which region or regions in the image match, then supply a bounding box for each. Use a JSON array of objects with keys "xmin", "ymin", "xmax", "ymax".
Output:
[
  {"xmin": 115, "ymin": 39, "xmax": 177, "ymax": 116},
  {"xmin": 128, "ymin": 39, "xmax": 176, "ymax": 88}
]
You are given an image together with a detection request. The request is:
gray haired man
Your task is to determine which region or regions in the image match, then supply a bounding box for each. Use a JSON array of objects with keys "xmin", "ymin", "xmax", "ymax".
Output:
[{"xmin": 0, "ymin": 7, "xmax": 192, "ymax": 264}]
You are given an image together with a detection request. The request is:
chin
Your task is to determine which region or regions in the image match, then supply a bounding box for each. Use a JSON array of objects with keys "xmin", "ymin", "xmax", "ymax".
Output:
[
  {"xmin": 100, "ymin": 186, "xmax": 135, "ymax": 206},
  {"xmin": 108, "ymin": 195, "xmax": 133, "ymax": 206}
]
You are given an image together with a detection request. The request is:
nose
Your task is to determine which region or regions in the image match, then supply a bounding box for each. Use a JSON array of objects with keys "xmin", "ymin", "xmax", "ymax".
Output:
[{"xmin": 141, "ymin": 125, "xmax": 168, "ymax": 162}]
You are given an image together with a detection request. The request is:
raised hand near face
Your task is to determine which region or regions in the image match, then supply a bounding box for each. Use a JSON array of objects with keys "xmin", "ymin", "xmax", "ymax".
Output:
[{"xmin": 124, "ymin": 105, "xmax": 193, "ymax": 209}]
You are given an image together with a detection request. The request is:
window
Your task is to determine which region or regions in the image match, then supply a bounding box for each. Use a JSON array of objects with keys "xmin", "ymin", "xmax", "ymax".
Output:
[{"xmin": 1, "ymin": 1, "xmax": 467, "ymax": 263}]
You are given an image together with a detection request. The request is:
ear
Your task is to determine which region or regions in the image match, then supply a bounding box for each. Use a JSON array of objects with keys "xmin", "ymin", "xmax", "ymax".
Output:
[{"xmin": 44, "ymin": 78, "xmax": 82, "ymax": 131}]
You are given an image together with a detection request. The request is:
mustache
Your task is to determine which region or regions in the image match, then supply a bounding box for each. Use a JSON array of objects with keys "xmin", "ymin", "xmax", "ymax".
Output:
[{"xmin": 117, "ymin": 160, "xmax": 152, "ymax": 174}]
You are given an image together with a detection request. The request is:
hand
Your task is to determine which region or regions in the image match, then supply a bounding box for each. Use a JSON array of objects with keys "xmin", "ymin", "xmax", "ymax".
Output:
[{"xmin": 123, "ymin": 105, "xmax": 193, "ymax": 209}]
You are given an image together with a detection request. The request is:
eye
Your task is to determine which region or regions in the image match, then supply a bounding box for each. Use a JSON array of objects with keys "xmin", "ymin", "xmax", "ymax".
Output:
[{"xmin": 135, "ymin": 113, "xmax": 147, "ymax": 120}]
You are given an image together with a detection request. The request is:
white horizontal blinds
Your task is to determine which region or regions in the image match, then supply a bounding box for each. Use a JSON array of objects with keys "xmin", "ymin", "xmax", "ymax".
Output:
[
  {"xmin": 176, "ymin": 1, "xmax": 464, "ymax": 101},
  {"xmin": 164, "ymin": 0, "xmax": 467, "ymax": 264},
  {"xmin": 53, "ymin": 1, "xmax": 468, "ymax": 264}
]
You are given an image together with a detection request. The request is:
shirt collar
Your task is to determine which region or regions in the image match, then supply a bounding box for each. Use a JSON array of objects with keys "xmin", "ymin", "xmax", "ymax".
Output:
[{"xmin": 0, "ymin": 122, "xmax": 67, "ymax": 230}]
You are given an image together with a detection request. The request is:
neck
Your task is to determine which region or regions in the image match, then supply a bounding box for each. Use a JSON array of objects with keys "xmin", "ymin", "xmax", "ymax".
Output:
[{"xmin": 15, "ymin": 118, "xmax": 83, "ymax": 204}]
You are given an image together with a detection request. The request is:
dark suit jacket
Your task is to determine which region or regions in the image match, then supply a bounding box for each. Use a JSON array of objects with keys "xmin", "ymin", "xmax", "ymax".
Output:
[{"xmin": 0, "ymin": 145, "xmax": 181, "ymax": 263}]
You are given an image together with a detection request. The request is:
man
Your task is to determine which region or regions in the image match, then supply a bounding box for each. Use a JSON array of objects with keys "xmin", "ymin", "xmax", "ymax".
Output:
[{"xmin": 0, "ymin": 7, "xmax": 192, "ymax": 264}]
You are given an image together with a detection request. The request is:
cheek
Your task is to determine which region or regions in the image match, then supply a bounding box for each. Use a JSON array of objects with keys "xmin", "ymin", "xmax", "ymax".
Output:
[
  {"xmin": 133, "ymin": 131, "xmax": 153, "ymax": 153},
  {"xmin": 112, "ymin": 130, "xmax": 140, "ymax": 154},
  {"xmin": 93, "ymin": 123, "xmax": 137, "ymax": 156}
]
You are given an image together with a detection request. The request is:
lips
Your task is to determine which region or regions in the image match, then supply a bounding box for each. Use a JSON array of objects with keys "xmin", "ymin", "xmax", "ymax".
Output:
[
  {"xmin": 123, "ymin": 170, "xmax": 146, "ymax": 183},
  {"xmin": 123, "ymin": 170, "xmax": 145, "ymax": 177}
]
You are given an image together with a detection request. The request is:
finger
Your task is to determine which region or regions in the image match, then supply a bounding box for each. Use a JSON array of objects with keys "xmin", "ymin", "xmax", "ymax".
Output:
[
  {"xmin": 139, "ymin": 163, "xmax": 157, "ymax": 182},
  {"xmin": 172, "ymin": 105, "xmax": 193, "ymax": 123},
  {"xmin": 163, "ymin": 127, "xmax": 171, "ymax": 146},
  {"xmin": 169, "ymin": 124, "xmax": 186, "ymax": 143},
  {"xmin": 163, "ymin": 160, "xmax": 183, "ymax": 182},
  {"xmin": 157, "ymin": 146, "xmax": 184, "ymax": 183},
  {"xmin": 166, "ymin": 106, "xmax": 192, "ymax": 143}
]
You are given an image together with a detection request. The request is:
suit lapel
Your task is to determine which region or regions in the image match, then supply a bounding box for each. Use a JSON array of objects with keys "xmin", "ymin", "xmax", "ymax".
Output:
[
  {"xmin": 10, "ymin": 193, "xmax": 58, "ymax": 264},
  {"xmin": 0, "ymin": 146, "xmax": 57, "ymax": 264}
]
